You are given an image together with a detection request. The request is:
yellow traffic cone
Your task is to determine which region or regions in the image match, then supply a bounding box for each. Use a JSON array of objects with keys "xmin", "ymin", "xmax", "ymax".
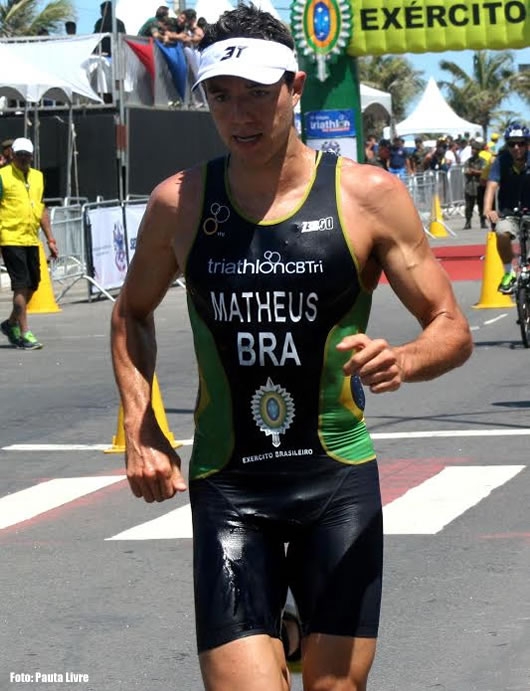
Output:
[
  {"xmin": 473, "ymin": 232, "xmax": 515, "ymax": 309},
  {"xmin": 429, "ymin": 194, "xmax": 449, "ymax": 237},
  {"xmin": 105, "ymin": 374, "xmax": 181, "ymax": 453},
  {"xmin": 27, "ymin": 241, "xmax": 61, "ymax": 314}
]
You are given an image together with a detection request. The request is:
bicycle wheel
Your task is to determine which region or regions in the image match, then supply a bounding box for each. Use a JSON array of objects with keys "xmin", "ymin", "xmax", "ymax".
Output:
[{"xmin": 516, "ymin": 282, "xmax": 530, "ymax": 348}]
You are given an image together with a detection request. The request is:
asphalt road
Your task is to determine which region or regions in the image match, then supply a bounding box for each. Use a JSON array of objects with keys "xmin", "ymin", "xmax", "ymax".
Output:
[{"xmin": 1, "ymin": 259, "xmax": 529, "ymax": 690}]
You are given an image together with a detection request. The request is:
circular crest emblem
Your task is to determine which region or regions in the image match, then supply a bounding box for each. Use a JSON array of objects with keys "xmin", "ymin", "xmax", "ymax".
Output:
[
  {"xmin": 251, "ymin": 377, "xmax": 295, "ymax": 448},
  {"xmin": 291, "ymin": 0, "xmax": 352, "ymax": 81}
]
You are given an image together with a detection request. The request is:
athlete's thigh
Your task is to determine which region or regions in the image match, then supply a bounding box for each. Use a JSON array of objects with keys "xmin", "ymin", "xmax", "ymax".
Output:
[
  {"xmin": 190, "ymin": 477, "xmax": 288, "ymax": 654},
  {"xmin": 287, "ymin": 460, "xmax": 383, "ymax": 640}
]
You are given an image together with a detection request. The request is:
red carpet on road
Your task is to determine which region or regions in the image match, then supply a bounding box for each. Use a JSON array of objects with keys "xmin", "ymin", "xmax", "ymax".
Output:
[{"xmin": 380, "ymin": 244, "xmax": 484, "ymax": 283}]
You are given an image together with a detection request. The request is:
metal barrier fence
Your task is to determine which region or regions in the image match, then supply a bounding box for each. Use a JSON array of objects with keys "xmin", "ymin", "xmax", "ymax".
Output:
[
  {"xmin": 404, "ymin": 165, "xmax": 466, "ymax": 233},
  {"xmin": 47, "ymin": 197, "xmax": 152, "ymax": 303},
  {"xmin": 47, "ymin": 204, "xmax": 89, "ymax": 302}
]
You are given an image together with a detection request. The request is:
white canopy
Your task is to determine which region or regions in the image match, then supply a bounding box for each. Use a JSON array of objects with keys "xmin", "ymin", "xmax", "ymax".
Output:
[
  {"xmin": 0, "ymin": 36, "xmax": 103, "ymax": 104},
  {"xmin": 195, "ymin": 0, "xmax": 234, "ymax": 23},
  {"xmin": 361, "ymin": 84, "xmax": 392, "ymax": 116},
  {"xmin": 392, "ymin": 77, "xmax": 480, "ymax": 138}
]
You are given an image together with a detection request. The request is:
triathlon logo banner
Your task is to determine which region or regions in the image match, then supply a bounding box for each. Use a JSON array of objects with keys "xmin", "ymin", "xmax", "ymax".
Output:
[{"xmin": 346, "ymin": 0, "xmax": 529, "ymax": 56}]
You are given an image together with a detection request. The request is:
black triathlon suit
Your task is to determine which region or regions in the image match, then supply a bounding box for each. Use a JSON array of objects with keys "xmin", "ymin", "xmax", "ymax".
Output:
[{"xmin": 184, "ymin": 152, "xmax": 383, "ymax": 653}]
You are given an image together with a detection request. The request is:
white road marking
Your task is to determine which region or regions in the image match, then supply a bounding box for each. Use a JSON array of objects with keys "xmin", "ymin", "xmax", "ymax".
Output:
[
  {"xmin": 106, "ymin": 503, "xmax": 193, "ymax": 540},
  {"xmin": 0, "ymin": 476, "xmax": 126, "ymax": 530},
  {"xmin": 484, "ymin": 314, "xmax": 508, "ymax": 325},
  {"xmin": 383, "ymin": 465, "xmax": 524, "ymax": 535},
  {"xmin": 372, "ymin": 429, "xmax": 530, "ymax": 440},
  {"xmin": 1, "ymin": 440, "xmax": 195, "ymax": 451},
  {"xmin": 0, "ymin": 465, "xmax": 525, "ymax": 537},
  {"xmin": 2, "ymin": 444, "xmax": 111, "ymax": 451},
  {"xmin": 107, "ymin": 465, "xmax": 526, "ymax": 540},
  {"xmin": 3, "ymin": 430, "xmax": 530, "ymax": 452}
]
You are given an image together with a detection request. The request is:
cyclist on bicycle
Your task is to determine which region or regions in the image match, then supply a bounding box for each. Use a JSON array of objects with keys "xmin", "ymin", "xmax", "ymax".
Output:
[{"xmin": 484, "ymin": 122, "xmax": 530, "ymax": 294}]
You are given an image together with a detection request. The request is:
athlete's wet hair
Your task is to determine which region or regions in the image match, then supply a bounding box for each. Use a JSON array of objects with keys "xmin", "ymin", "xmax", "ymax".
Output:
[
  {"xmin": 199, "ymin": 3, "xmax": 294, "ymax": 50},
  {"xmin": 199, "ymin": 3, "xmax": 296, "ymax": 86}
]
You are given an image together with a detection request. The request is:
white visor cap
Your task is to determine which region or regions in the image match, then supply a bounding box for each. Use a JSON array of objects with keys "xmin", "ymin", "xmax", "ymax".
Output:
[{"xmin": 193, "ymin": 37, "xmax": 299, "ymax": 90}]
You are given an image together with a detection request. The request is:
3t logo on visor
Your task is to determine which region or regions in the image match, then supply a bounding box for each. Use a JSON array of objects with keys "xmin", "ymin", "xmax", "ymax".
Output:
[{"xmin": 221, "ymin": 45, "xmax": 247, "ymax": 60}]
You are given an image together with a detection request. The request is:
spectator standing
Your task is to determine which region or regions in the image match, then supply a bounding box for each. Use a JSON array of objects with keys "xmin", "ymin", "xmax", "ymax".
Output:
[
  {"xmin": 364, "ymin": 135, "xmax": 377, "ymax": 163},
  {"xmin": 463, "ymin": 140, "xmax": 486, "ymax": 229},
  {"xmin": 410, "ymin": 137, "xmax": 428, "ymax": 174},
  {"xmin": 138, "ymin": 6, "xmax": 169, "ymax": 39},
  {"xmin": 94, "ymin": 1, "xmax": 126, "ymax": 57},
  {"xmin": 367, "ymin": 138, "xmax": 390, "ymax": 169},
  {"xmin": 487, "ymin": 132, "xmax": 500, "ymax": 154},
  {"xmin": 0, "ymin": 139, "xmax": 13, "ymax": 168},
  {"xmin": 388, "ymin": 136, "xmax": 411, "ymax": 179},
  {"xmin": 425, "ymin": 138, "xmax": 450, "ymax": 171},
  {"xmin": 65, "ymin": 20, "xmax": 77, "ymax": 35},
  {"xmin": 444, "ymin": 139, "xmax": 460, "ymax": 167},
  {"xmin": 181, "ymin": 9, "xmax": 208, "ymax": 108},
  {"xmin": 0, "ymin": 138, "xmax": 58, "ymax": 350}
]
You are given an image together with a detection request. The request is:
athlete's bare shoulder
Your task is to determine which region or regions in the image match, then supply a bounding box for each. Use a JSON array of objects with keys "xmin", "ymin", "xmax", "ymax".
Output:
[
  {"xmin": 150, "ymin": 163, "xmax": 205, "ymax": 220},
  {"xmin": 338, "ymin": 156, "xmax": 405, "ymax": 215}
]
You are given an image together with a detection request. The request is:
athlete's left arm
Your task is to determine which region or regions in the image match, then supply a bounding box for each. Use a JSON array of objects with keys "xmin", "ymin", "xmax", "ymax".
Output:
[{"xmin": 337, "ymin": 164, "xmax": 473, "ymax": 392}]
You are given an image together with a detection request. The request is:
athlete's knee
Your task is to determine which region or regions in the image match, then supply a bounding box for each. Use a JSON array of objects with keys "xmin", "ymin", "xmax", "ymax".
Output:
[
  {"xmin": 302, "ymin": 635, "xmax": 376, "ymax": 691},
  {"xmin": 302, "ymin": 674, "xmax": 369, "ymax": 691},
  {"xmin": 199, "ymin": 635, "xmax": 289, "ymax": 691}
]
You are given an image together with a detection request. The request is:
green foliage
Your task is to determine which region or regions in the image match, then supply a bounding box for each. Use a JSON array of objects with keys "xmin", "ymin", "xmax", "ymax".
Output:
[
  {"xmin": 357, "ymin": 54, "xmax": 425, "ymax": 122},
  {"xmin": 439, "ymin": 50, "xmax": 515, "ymax": 138},
  {"xmin": 0, "ymin": 0, "xmax": 75, "ymax": 37}
]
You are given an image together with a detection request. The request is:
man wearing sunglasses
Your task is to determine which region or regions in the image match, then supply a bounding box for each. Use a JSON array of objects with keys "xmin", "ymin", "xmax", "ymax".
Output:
[{"xmin": 484, "ymin": 123, "xmax": 530, "ymax": 294}]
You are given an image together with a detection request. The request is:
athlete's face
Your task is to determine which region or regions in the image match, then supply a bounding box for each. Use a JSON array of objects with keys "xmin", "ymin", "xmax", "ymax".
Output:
[{"xmin": 204, "ymin": 72, "xmax": 305, "ymax": 164}]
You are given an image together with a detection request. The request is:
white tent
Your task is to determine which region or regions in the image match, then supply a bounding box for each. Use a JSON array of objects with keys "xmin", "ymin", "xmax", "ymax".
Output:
[
  {"xmin": 391, "ymin": 77, "xmax": 480, "ymax": 138},
  {"xmin": 360, "ymin": 84, "xmax": 391, "ymax": 116},
  {"xmin": 0, "ymin": 36, "xmax": 103, "ymax": 104},
  {"xmin": 195, "ymin": 0, "xmax": 234, "ymax": 23}
]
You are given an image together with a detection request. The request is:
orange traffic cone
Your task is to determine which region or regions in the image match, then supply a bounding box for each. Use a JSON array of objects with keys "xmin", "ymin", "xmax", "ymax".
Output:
[
  {"xmin": 473, "ymin": 232, "xmax": 515, "ymax": 309},
  {"xmin": 429, "ymin": 194, "xmax": 449, "ymax": 237},
  {"xmin": 27, "ymin": 241, "xmax": 61, "ymax": 314},
  {"xmin": 105, "ymin": 374, "xmax": 181, "ymax": 453}
]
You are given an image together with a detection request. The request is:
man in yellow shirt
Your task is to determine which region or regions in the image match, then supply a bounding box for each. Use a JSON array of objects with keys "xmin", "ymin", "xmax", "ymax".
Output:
[{"xmin": 0, "ymin": 138, "xmax": 58, "ymax": 349}]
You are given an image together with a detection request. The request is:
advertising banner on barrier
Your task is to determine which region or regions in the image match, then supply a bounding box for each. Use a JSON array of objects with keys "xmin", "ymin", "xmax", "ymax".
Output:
[
  {"xmin": 124, "ymin": 203, "xmax": 147, "ymax": 263},
  {"xmin": 87, "ymin": 206, "xmax": 128, "ymax": 294}
]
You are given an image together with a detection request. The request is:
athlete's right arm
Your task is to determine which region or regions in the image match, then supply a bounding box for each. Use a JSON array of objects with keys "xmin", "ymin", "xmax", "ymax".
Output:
[{"xmin": 110, "ymin": 168, "xmax": 202, "ymax": 502}]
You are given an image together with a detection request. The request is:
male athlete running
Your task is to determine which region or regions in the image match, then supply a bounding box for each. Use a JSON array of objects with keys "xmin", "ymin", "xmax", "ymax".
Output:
[{"xmin": 111, "ymin": 5, "xmax": 473, "ymax": 690}]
